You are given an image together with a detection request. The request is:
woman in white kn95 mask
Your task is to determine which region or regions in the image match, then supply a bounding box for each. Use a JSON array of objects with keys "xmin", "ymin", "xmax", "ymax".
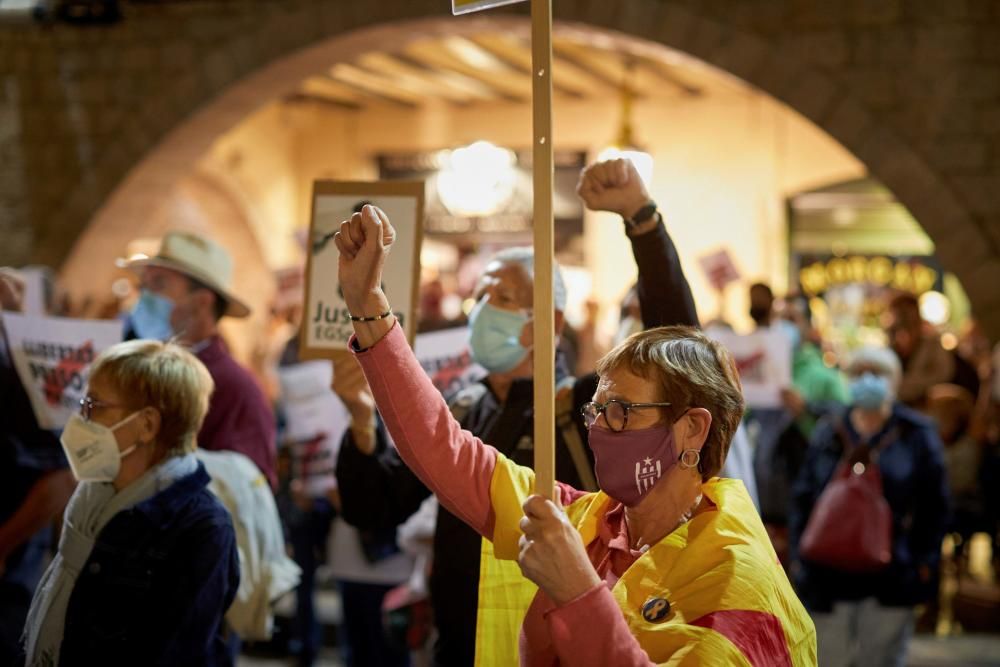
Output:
[{"xmin": 21, "ymin": 339, "xmax": 239, "ymax": 667}]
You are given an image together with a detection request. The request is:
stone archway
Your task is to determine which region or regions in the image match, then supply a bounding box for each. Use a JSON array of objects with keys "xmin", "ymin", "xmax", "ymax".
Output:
[{"xmin": 4, "ymin": 0, "xmax": 999, "ymax": 334}]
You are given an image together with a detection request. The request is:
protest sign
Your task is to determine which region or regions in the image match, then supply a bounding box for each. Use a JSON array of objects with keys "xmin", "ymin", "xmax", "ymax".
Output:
[
  {"xmin": 301, "ymin": 181, "xmax": 424, "ymax": 359},
  {"xmin": 414, "ymin": 327, "xmax": 485, "ymax": 398},
  {"xmin": 707, "ymin": 327, "xmax": 793, "ymax": 409},
  {"xmin": 698, "ymin": 248, "xmax": 741, "ymax": 292},
  {"xmin": 452, "ymin": 0, "xmax": 526, "ymax": 14},
  {"xmin": 18, "ymin": 267, "xmax": 48, "ymax": 315},
  {"xmin": 278, "ymin": 360, "xmax": 348, "ymax": 497},
  {"xmin": 1, "ymin": 313, "xmax": 124, "ymax": 430}
]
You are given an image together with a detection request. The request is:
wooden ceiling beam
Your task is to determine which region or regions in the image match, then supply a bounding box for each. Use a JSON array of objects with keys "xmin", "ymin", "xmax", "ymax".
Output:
[
  {"xmin": 329, "ymin": 63, "xmax": 423, "ymax": 107},
  {"xmin": 636, "ymin": 57, "xmax": 704, "ymax": 97},
  {"xmin": 284, "ymin": 92, "xmax": 361, "ymax": 112},
  {"xmin": 405, "ymin": 38, "xmax": 532, "ymax": 102},
  {"xmin": 467, "ymin": 34, "xmax": 589, "ymax": 99},
  {"xmin": 356, "ymin": 52, "xmax": 495, "ymax": 104},
  {"xmin": 299, "ymin": 76, "xmax": 370, "ymax": 106}
]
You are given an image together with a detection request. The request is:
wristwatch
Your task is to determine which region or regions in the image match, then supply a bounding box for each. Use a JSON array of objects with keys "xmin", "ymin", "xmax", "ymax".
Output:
[{"xmin": 624, "ymin": 201, "xmax": 658, "ymax": 231}]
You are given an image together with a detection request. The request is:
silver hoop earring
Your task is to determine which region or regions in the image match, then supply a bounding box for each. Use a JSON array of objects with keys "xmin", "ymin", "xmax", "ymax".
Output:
[{"xmin": 678, "ymin": 449, "xmax": 701, "ymax": 470}]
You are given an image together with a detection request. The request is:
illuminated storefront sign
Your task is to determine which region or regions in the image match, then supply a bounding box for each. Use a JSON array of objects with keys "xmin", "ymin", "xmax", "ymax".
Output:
[{"xmin": 798, "ymin": 255, "xmax": 939, "ymax": 298}]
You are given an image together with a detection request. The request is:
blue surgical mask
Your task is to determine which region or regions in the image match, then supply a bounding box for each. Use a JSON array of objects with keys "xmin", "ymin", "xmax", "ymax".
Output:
[
  {"xmin": 849, "ymin": 372, "xmax": 891, "ymax": 410},
  {"xmin": 468, "ymin": 300, "xmax": 529, "ymax": 373},
  {"xmin": 130, "ymin": 290, "xmax": 175, "ymax": 341}
]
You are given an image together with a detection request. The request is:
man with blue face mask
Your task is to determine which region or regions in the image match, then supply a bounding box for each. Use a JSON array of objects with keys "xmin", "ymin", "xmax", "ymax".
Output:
[
  {"xmin": 335, "ymin": 158, "xmax": 699, "ymax": 667},
  {"xmin": 789, "ymin": 345, "xmax": 948, "ymax": 667},
  {"xmin": 120, "ymin": 231, "xmax": 277, "ymax": 490}
]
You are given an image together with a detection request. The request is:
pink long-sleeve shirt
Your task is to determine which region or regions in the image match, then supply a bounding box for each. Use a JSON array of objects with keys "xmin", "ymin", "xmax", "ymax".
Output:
[{"xmin": 353, "ymin": 323, "xmax": 663, "ymax": 666}]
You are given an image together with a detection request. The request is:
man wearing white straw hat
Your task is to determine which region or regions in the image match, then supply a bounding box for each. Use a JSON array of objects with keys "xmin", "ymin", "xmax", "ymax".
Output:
[{"xmin": 120, "ymin": 230, "xmax": 277, "ymax": 489}]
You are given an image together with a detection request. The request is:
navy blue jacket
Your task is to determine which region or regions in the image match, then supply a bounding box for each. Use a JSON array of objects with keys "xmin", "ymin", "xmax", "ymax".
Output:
[
  {"xmin": 788, "ymin": 404, "xmax": 949, "ymax": 611},
  {"xmin": 57, "ymin": 463, "xmax": 239, "ymax": 667}
]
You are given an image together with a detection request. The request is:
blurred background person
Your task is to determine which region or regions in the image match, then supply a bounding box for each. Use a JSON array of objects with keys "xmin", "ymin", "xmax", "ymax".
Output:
[
  {"xmin": 748, "ymin": 281, "xmax": 776, "ymax": 329},
  {"xmin": 120, "ymin": 230, "xmax": 277, "ymax": 488},
  {"xmin": 885, "ymin": 293, "xmax": 955, "ymax": 409},
  {"xmin": 0, "ymin": 269, "xmax": 75, "ymax": 665},
  {"xmin": 22, "ymin": 338, "xmax": 239, "ymax": 666},
  {"xmin": 926, "ymin": 383, "xmax": 987, "ymax": 561},
  {"xmin": 789, "ymin": 345, "xmax": 948, "ymax": 667},
  {"xmin": 744, "ymin": 284, "xmax": 849, "ymax": 563}
]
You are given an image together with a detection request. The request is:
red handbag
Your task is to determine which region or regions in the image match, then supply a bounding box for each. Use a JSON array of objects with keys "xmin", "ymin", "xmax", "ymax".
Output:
[{"xmin": 799, "ymin": 425, "xmax": 895, "ymax": 573}]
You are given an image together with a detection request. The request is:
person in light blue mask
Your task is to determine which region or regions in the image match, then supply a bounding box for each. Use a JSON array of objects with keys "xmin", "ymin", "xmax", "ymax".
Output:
[
  {"xmin": 466, "ymin": 247, "xmax": 567, "ymax": 375},
  {"xmin": 789, "ymin": 345, "xmax": 948, "ymax": 667},
  {"xmin": 334, "ymin": 158, "xmax": 702, "ymax": 667}
]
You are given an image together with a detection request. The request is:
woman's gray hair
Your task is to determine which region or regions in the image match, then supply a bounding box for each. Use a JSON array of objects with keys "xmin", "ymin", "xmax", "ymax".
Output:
[
  {"xmin": 846, "ymin": 345, "xmax": 903, "ymax": 389},
  {"xmin": 488, "ymin": 247, "xmax": 568, "ymax": 312}
]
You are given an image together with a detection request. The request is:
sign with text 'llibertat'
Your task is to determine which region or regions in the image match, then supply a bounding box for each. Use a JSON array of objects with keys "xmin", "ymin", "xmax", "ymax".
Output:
[
  {"xmin": 452, "ymin": 0, "xmax": 525, "ymax": 14},
  {"xmin": 301, "ymin": 181, "xmax": 424, "ymax": 358}
]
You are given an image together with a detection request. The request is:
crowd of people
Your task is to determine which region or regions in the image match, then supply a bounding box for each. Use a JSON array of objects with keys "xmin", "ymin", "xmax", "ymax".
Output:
[{"xmin": 0, "ymin": 156, "xmax": 998, "ymax": 666}]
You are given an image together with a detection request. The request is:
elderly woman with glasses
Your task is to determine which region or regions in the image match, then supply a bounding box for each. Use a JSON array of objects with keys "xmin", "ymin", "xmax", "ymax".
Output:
[
  {"xmin": 331, "ymin": 206, "xmax": 815, "ymax": 666},
  {"xmin": 21, "ymin": 339, "xmax": 239, "ymax": 667}
]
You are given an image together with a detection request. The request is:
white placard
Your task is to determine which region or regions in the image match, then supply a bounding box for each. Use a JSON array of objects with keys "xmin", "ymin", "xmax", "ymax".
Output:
[
  {"xmin": 18, "ymin": 267, "xmax": 48, "ymax": 315},
  {"xmin": 301, "ymin": 181, "xmax": 424, "ymax": 358},
  {"xmin": 708, "ymin": 327, "xmax": 793, "ymax": 410},
  {"xmin": 1, "ymin": 313, "xmax": 124, "ymax": 429},
  {"xmin": 452, "ymin": 0, "xmax": 526, "ymax": 15},
  {"xmin": 278, "ymin": 360, "xmax": 349, "ymax": 497},
  {"xmin": 279, "ymin": 359, "xmax": 333, "ymax": 402},
  {"xmin": 414, "ymin": 327, "xmax": 485, "ymax": 398}
]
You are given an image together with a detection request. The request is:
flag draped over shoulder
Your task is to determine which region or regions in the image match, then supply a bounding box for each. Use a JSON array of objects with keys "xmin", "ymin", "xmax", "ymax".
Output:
[{"xmin": 475, "ymin": 453, "xmax": 817, "ymax": 666}]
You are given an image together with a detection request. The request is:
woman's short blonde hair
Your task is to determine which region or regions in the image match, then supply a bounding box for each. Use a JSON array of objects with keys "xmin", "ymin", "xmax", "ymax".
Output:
[
  {"xmin": 88, "ymin": 339, "xmax": 214, "ymax": 455},
  {"xmin": 595, "ymin": 326, "xmax": 745, "ymax": 481}
]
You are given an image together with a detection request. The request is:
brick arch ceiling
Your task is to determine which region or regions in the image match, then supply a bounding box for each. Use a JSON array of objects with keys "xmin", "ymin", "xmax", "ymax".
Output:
[{"xmin": 51, "ymin": 0, "xmax": 1000, "ymax": 337}]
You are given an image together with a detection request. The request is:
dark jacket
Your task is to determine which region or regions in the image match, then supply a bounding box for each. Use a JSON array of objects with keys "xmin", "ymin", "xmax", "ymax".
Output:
[
  {"xmin": 788, "ymin": 404, "xmax": 949, "ymax": 611},
  {"xmin": 57, "ymin": 463, "xmax": 240, "ymax": 667},
  {"xmin": 336, "ymin": 220, "xmax": 699, "ymax": 666},
  {"xmin": 0, "ymin": 334, "xmax": 68, "ymax": 665}
]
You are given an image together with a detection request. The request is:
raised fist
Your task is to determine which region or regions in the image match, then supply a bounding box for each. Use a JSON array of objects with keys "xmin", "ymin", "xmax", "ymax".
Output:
[
  {"xmin": 576, "ymin": 158, "xmax": 651, "ymax": 219},
  {"xmin": 333, "ymin": 204, "xmax": 397, "ymax": 315},
  {"xmin": 0, "ymin": 269, "xmax": 25, "ymax": 312}
]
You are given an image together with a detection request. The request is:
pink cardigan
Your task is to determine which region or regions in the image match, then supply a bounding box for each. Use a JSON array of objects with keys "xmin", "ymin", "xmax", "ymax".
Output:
[{"xmin": 353, "ymin": 324, "xmax": 658, "ymax": 666}]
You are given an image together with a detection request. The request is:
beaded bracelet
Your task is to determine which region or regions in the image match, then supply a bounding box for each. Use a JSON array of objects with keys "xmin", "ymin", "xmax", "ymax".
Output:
[{"xmin": 349, "ymin": 308, "xmax": 393, "ymax": 322}]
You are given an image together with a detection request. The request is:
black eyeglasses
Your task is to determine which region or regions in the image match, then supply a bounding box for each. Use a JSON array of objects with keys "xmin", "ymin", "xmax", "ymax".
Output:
[
  {"xmin": 78, "ymin": 396, "xmax": 123, "ymax": 422},
  {"xmin": 580, "ymin": 399, "xmax": 672, "ymax": 432}
]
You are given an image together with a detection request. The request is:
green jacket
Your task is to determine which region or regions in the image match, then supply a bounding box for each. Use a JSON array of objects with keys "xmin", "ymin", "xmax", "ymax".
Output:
[{"xmin": 792, "ymin": 343, "xmax": 850, "ymax": 437}]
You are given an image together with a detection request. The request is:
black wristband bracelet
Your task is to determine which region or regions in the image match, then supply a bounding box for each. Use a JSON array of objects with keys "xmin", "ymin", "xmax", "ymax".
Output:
[
  {"xmin": 349, "ymin": 308, "xmax": 393, "ymax": 322},
  {"xmin": 624, "ymin": 201, "xmax": 658, "ymax": 230}
]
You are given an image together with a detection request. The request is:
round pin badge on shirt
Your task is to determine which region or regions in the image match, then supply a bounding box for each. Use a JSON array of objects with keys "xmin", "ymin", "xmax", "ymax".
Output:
[{"xmin": 642, "ymin": 597, "xmax": 671, "ymax": 623}]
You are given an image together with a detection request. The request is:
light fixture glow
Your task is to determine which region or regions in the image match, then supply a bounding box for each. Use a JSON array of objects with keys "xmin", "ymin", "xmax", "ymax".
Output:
[
  {"xmin": 437, "ymin": 141, "xmax": 517, "ymax": 218},
  {"xmin": 919, "ymin": 290, "xmax": 951, "ymax": 326}
]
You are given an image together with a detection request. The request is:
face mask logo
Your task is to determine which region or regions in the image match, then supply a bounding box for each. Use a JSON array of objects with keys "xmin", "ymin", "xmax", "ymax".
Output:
[
  {"xmin": 131, "ymin": 290, "xmax": 175, "ymax": 341},
  {"xmin": 849, "ymin": 372, "xmax": 891, "ymax": 410},
  {"xmin": 635, "ymin": 457, "xmax": 662, "ymax": 496},
  {"xmin": 467, "ymin": 300, "xmax": 530, "ymax": 373},
  {"xmin": 589, "ymin": 425, "xmax": 678, "ymax": 507},
  {"xmin": 60, "ymin": 412, "xmax": 142, "ymax": 483}
]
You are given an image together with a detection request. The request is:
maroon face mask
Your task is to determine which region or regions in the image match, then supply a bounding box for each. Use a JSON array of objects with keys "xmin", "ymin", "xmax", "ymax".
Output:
[{"xmin": 588, "ymin": 425, "xmax": 678, "ymax": 507}]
